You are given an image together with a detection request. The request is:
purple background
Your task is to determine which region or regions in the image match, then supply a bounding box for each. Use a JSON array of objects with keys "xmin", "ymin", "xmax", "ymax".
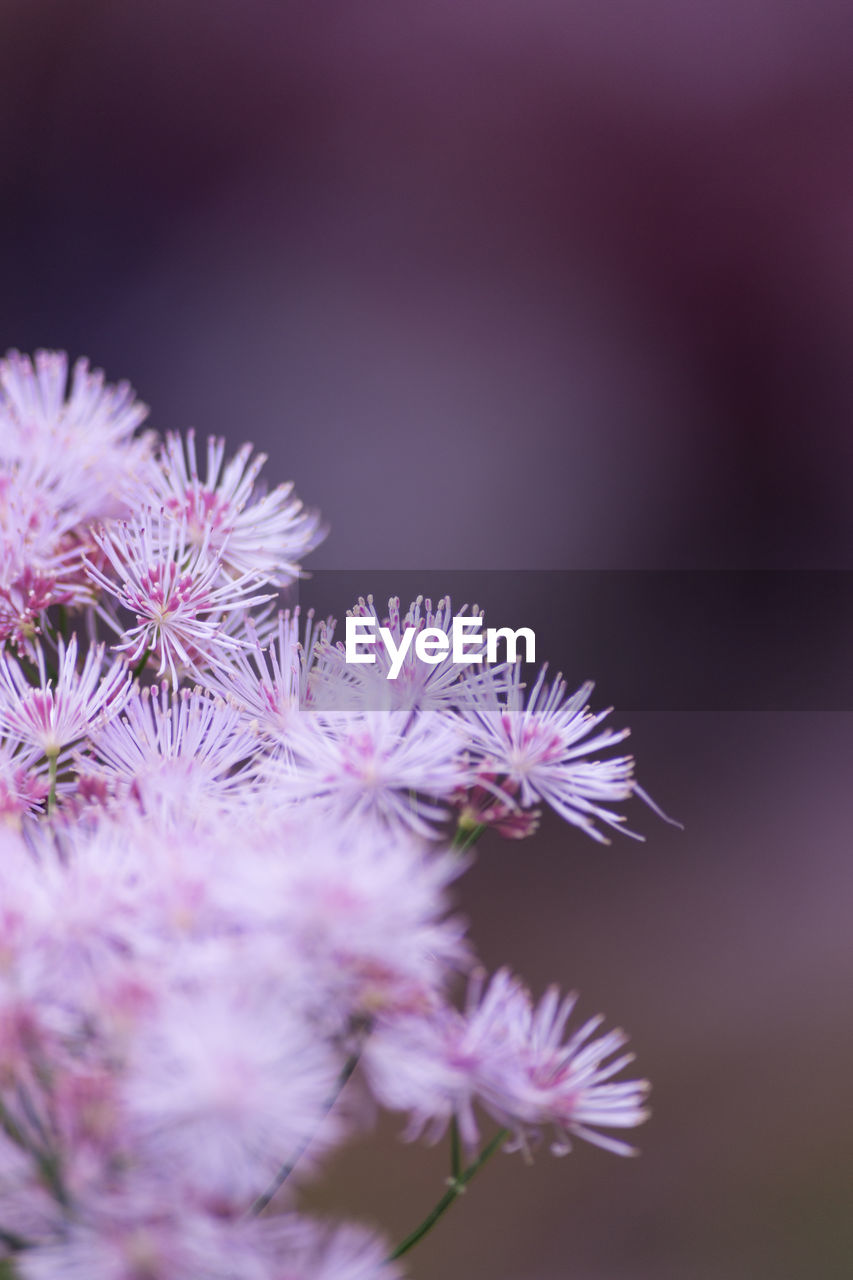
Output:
[{"xmin": 2, "ymin": 4, "xmax": 853, "ymax": 1276}]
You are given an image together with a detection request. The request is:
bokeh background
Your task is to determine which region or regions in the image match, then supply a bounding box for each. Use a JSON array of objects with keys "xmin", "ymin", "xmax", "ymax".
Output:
[{"xmin": 2, "ymin": 3, "xmax": 853, "ymax": 1276}]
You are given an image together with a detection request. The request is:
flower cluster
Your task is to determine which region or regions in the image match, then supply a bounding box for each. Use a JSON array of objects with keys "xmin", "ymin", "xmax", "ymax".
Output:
[{"xmin": 0, "ymin": 351, "xmax": 653, "ymax": 1279}]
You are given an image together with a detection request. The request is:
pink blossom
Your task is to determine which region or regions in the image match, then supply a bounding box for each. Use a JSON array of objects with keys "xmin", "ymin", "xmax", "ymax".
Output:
[
  {"xmin": 199, "ymin": 608, "xmax": 334, "ymax": 741},
  {"xmin": 269, "ymin": 708, "xmax": 470, "ymax": 838},
  {"xmin": 82, "ymin": 684, "xmax": 260, "ymax": 822},
  {"xmin": 0, "ymin": 349, "xmax": 154, "ymax": 524},
  {"xmin": 142, "ymin": 428, "xmax": 325, "ymax": 585},
  {"xmin": 461, "ymin": 665, "xmax": 637, "ymax": 842},
  {"xmin": 0, "ymin": 636, "xmax": 131, "ymax": 757},
  {"xmin": 317, "ymin": 595, "xmax": 505, "ymax": 714},
  {"xmin": 85, "ymin": 510, "xmax": 272, "ymax": 686},
  {"xmin": 365, "ymin": 969, "xmax": 650, "ymax": 1159},
  {"xmin": 0, "ymin": 733, "xmax": 48, "ymax": 822}
]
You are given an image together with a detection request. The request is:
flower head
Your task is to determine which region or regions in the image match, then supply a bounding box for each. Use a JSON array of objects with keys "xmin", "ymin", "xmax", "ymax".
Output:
[
  {"xmin": 0, "ymin": 732, "xmax": 48, "ymax": 823},
  {"xmin": 0, "ymin": 349, "xmax": 154, "ymax": 524},
  {"xmin": 365, "ymin": 969, "xmax": 650, "ymax": 1159},
  {"xmin": 269, "ymin": 708, "xmax": 469, "ymax": 838},
  {"xmin": 142, "ymin": 429, "xmax": 325, "ymax": 585},
  {"xmin": 462, "ymin": 666, "xmax": 636, "ymax": 841},
  {"xmin": 82, "ymin": 684, "xmax": 260, "ymax": 822},
  {"xmin": 317, "ymin": 595, "xmax": 505, "ymax": 715},
  {"xmin": 199, "ymin": 608, "xmax": 334, "ymax": 741},
  {"xmin": 86, "ymin": 510, "xmax": 271, "ymax": 686},
  {"xmin": 0, "ymin": 636, "xmax": 131, "ymax": 757}
]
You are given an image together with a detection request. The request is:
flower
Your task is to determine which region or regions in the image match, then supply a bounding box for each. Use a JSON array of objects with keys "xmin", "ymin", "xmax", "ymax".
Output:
[
  {"xmin": 199, "ymin": 608, "xmax": 334, "ymax": 741},
  {"xmin": 85, "ymin": 510, "xmax": 272, "ymax": 686},
  {"xmin": 268, "ymin": 708, "xmax": 469, "ymax": 838},
  {"xmin": 243, "ymin": 1216, "xmax": 404, "ymax": 1280},
  {"xmin": 0, "ymin": 462, "xmax": 93, "ymax": 657},
  {"xmin": 0, "ymin": 349, "xmax": 154, "ymax": 524},
  {"xmin": 516, "ymin": 981, "xmax": 651, "ymax": 1157},
  {"xmin": 122, "ymin": 964, "xmax": 343, "ymax": 1209},
  {"xmin": 142, "ymin": 428, "xmax": 325, "ymax": 585},
  {"xmin": 317, "ymin": 595, "xmax": 505, "ymax": 714},
  {"xmin": 18, "ymin": 1211, "xmax": 402, "ymax": 1280},
  {"xmin": 461, "ymin": 665, "xmax": 636, "ymax": 842},
  {"xmin": 0, "ymin": 636, "xmax": 131, "ymax": 757},
  {"xmin": 82, "ymin": 684, "xmax": 260, "ymax": 822},
  {"xmin": 0, "ymin": 348, "xmax": 659, "ymax": 1274},
  {"xmin": 268, "ymin": 821, "xmax": 469, "ymax": 1019},
  {"xmin": 0, "ymin": 731, "xmax": 48, "ymax": 823},
  {"xmin": 365, "ymin": 969, "xmax": 650, "ymax": 1159}
]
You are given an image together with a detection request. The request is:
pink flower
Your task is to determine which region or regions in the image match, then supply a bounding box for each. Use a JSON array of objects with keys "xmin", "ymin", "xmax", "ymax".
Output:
[
  {"xmin": 0, "ymin": 463, "xmax": 93, "ymax": 657},
  {"xmin": 0, "ymin": 636, "xmax": 131, "ymax": 757},
  {"xmin": 142, "ymin": 428, "xmax": 325, "ymax": 585},
  {"xmin": 515, "ymin": 982, "xmax": 651, "ymax": 1157},
  {"xmin": 122, "ymin": 968, "xmax": 343, "ymax": 1209},
  {"xmin": 269, "ymin": 822, "xmax": 469, "ymax": 1019},
  {"xmin": 199, "ymin": 608, "xmax": 334, "ymax": 740},
  {"xmin": 270, "ymin": 709, "xmax": 470, "ymax": 838},
  {"xmin": 0, "ymin": 732, "xmax": 48, "ymax": 822},
  {"xmin": 365, "ymin": 969, "xmax": 650, "ymax": 1159},
  {"xmin": 318, "ymin": 595, "xmax": 504, "ymax": 715},
  {"xmin": 18, "ymin": 1210, "xmax": 401, "ymax": 1280},
  {"xmin": 461, "ymin": 666, "xmax": 636, "ymax": 842},
  {"xmin": 85, "ymin": 510, "xmax": 271, "ymax": 686},
  {"xmin": 451, "ymin": 772, "xmax": 542, "ymax": 840},
  {"xmin": 0, "ymin": 349, "xmax": 154, "ymax": 524},
  {"xmin": 83, "ymin": 684, "xmax": 260, "ymax": 822}
]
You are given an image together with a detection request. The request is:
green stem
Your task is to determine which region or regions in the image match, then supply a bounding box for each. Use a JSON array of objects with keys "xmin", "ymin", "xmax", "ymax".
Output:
[
  {"xmin": 33, "ymin": 1150, "xmax": 69, "ymax": 1209},
  {"xmin": 249, "ymin": 1049, "xmax": 361, "ymax": 1217},
  {"xmin": 132, "ymin": 648, "xmax": 152, "ymax": 682},
  {"xmin": 451, "ymin": 821, "xmax": 486, "ymax": 852},
  {"xmin": 46, "ymin": 753, "xmax": 58, "ymax": 816},
  {"xmin": 0, "ymin": 1101, "xmax": 27, "ymax": 1150},
  {"xmin": 450, "ymin": 1116, "xmax": 461, "ymax": 1180},
  {"xmin": 0, "ymin": 1099, "xmax": 68, "ymax": 1211},
  {"xmin": 389, "ymin": 1127, "xmax": 509, "ymax": 1261},
  {"xmin": 0, "ymin": 1225, "xmax": 29, "ymax": 1251}
]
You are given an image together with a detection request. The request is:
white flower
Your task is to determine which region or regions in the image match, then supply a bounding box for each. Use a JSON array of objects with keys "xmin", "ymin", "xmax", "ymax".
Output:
[
  {"xmin": 85, "ymin": 509, "xmax": 272, "ymax": 686},
  {"xmin": 199, "ymin": 608, "xmax": 334, "ymax": 741},
  {"xmin": 83, "ymin": 684, "xmax": 260, "ymax": 822},
  {"xmin": 461, "ymin": 665, "xmax": 636, "ymax": 841},
  {"xmin": 268, "ymin": 708, "xmax": 470, "ymax": 838},
  {"xmin": 0, "ymin": 636, "xmax": 131, "ymax": 757},
  {"xmin": 141, "ymin": 428, "xmax": 325, "ymax": 585},
  {"xmin": 365, "ymin": 969, "xmax": 650, "ymax": 1159},
  {"xmin": 0, "ymin": 349, "xmax": 154, "ymax": 523},
  {"xmin": 123, "ymin": 964, "xmax": 342, "ymax": 1209}
]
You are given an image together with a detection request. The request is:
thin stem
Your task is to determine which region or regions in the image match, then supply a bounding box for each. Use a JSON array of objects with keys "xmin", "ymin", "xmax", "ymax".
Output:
[
  {"xmin": 0, "ymin": 1100, "xmax": 27, "ymax": 1150},
  {"xmin": 450, "ymin": 1116, "xmax": 461, "ymax": 1181},
  {"xmin": 389, "ymin": 1127, "xmax": 509, "ymax": 1261},
  {"xmin": 0, "ymin": 1225, "xmax": 30, "ymax": 1251},
  {"xmin": 46, "ymin": 753, "xmax": 58, "ymax": 817},
  {"xmin": 249, "ymin": 1050, "xmax": 361, "ymax": 1217},
  {"xmin": 33, "ymin": 1150, "xmax": 69, "ymax": 1210},
  {"xmin": 0, "ymin": 1098, "xmax": 68, "ymax": 1211},
  {"xmin": 451, "ymin": 820, "xmax": 486, "ymax": 853},
  {"xmin": 56, "ymin": 605, "xmax": 70, "ymax": 642},
  {"xmin": 132, "ymin": 648, "xmax": 153, "ymax": 682}
]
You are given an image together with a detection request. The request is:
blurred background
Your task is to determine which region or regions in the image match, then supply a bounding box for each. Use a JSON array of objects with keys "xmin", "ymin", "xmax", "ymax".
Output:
[{"xmin": 2, "ymin": 2, "xmax": 852, "ymax": 1275}]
